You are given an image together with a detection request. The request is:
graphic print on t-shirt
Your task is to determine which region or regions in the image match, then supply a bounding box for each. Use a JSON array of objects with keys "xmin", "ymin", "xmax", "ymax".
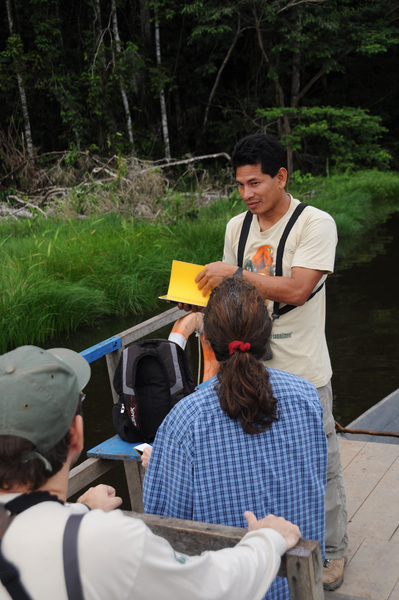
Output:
[{"xmin": 244, "ymin": 244, "xmax": 275, "ymax": 276}]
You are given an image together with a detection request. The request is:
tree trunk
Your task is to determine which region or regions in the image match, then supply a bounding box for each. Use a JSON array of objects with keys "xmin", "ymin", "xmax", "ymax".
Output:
[
  {"xmin": 6, "ymin": 0, "xmax": 34, "ymax": 158},
  {"xmin": 254, "ymin": 14, "xmax": 293, "ymax": 175},
  {"xmin": 154, "ymin": 3, "xmax": 171, "ymax": 160},
  {"xmin": 291, "ymin": 10, "xmax": 302, "ymax": 107},
  {"xmin": 111, "ymin": 0, "xmax": 135, "ymax": 150},
  {"xmin": 202, "ymin": 17, "xmax": 242, "ymax": 132},
  {"xmin": 286, "ymin": 8, "xmax": 304, "ymax": 175},
  {"xmin": 92, "ymin": 0, "xmax": 109, "ymax": 150},
  {"xmin": 139, "ymin": 0, "xmax": 152, "ymax": 54}
]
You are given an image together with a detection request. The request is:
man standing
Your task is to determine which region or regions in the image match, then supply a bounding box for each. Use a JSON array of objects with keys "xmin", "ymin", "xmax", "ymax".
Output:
[
  {"xmin": 194, "ymin": 133, "xmax": 348, "ymax": 591},
  {"xmin": 0, "ymin": 344, "xmax": 300, "ymax": 600}
]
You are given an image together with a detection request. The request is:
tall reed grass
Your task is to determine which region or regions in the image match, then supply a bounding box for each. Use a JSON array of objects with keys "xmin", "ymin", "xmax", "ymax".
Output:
[{"xmin": 1, "ymin": 170, "xmax": 398, "ymax": 353}]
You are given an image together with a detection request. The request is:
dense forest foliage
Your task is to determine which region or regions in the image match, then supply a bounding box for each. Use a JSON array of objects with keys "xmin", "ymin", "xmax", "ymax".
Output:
[{"xmin": 1, "ymin": 0, "xmax": 399, "ymax": 191}]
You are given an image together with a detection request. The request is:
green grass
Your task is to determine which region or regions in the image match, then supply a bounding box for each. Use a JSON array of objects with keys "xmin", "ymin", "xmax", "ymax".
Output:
[
  {"xmin": 1, "ymin": 170, "xmax": 399, "ymax": 353},
  {"xmin": 289, "ymin": 169, "xmax": 399, "ymax": 236}
]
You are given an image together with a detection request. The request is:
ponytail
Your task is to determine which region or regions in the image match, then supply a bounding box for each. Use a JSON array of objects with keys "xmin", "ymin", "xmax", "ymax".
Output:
[{"xmin": 204, "ymin": 277, "xmax": 279, "ymax": 434}]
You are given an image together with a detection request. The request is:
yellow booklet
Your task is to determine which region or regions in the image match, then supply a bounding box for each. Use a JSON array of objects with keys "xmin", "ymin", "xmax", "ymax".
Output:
[{"xmin": 159, "ymin": 260, "xmax": 211, "ymax": 307}]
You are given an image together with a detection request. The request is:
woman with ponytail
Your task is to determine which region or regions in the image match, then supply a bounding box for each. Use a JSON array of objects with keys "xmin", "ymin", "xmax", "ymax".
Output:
[
  {"xmin": 203, "ymin": 277, "xmax": 278, "ymax": 435},
  {"xmin": 143, "ymin": 277, "xmax": 327, "ymax": 600}
]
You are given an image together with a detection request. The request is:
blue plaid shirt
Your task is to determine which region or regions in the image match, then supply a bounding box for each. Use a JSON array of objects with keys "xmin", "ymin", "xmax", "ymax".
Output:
[{"xmin": 143, "ymin": 368, "xmax": 327, "ymax": 600}]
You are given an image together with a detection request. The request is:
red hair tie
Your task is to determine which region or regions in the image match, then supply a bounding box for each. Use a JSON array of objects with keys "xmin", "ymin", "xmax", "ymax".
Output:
[{"xmin": 228, "ymin": 341, "xmax": 251, "ymax": 356}]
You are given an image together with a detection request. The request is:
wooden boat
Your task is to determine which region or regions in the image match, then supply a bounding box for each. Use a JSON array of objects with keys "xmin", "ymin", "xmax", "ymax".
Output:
[
  {"xmin": 68, "ymin": 306, "xmax": 399, "ymax": 600},
  {"xmin": 336, "ymin": 388, "xmax": 399, "ymax": 445}
]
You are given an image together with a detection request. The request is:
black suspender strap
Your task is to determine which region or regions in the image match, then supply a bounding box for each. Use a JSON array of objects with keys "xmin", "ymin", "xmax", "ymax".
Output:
[
  {"xmin": 272, "ymin": 202, "xmax": 308, "ymax": 320},
  {"xmin": 274, "ymin": 203, "xmax": 308, "ymax": 277},
  {"xmin": 272, "ymin": 281, "xmax": 324, "ymax": 319},
  {"xmin": 272, "ymin": 202, "xmax": 325, "ymax": 319},
  {"xmin": 237, "ymin": 210, "xmax": 253, "ymax": 268},
  {"xmin": 236, "ymin": 202, "xmax": 325, "ymax": 319},
  {"xmin": 63, "ymin": 513, "xmax": 85, "ymax": 600}
]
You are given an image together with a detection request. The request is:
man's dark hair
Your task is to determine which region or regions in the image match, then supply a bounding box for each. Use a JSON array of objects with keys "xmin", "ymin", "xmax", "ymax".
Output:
[
  {"xmin": 0, "ymin": 398, "xmax": 83, "ymax": 491},
  {"xmin": 231, "ymin": 133, "xmax": 287, "ymax": 177}
]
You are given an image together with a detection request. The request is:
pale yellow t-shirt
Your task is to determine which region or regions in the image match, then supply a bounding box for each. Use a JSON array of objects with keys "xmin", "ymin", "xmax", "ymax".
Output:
[{"xmin": 223, "ymin": 196, "xmax": 338, "ymax": 389}]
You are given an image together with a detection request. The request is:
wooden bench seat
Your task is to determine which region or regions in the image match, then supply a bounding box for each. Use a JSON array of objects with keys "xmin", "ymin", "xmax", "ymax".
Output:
[
  {"xmin": 128, "ymin": 511, "xmax": 324, "ymax": 600},
  {"xmin": 87, "ymin": 435, "xmax": 144, "ymax": 461},
  {"xmin": 85, "ymin": 435, "xmax": 146, "ymax": 511}
]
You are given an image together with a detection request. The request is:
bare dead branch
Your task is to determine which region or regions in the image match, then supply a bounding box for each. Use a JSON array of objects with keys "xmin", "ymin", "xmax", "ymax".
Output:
[
  {"xmin": 8, "ymin": 195, "xmax": 47, "ymax": 217},
  {"xmin": 141, "ymin": 153, "xmax": 231, "ymax": 173}
]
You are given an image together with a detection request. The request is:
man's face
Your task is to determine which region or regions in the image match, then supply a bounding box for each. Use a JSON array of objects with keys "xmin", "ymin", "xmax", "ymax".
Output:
[{"xmin": 235, "ymin": 163, "xmax": 287, "ymax": 220}]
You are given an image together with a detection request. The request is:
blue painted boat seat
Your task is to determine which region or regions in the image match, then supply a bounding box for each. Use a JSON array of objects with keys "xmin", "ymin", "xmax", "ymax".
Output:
[{"xmin": 87, "ymin": 435, "xmax": 144, "ymax": 462}]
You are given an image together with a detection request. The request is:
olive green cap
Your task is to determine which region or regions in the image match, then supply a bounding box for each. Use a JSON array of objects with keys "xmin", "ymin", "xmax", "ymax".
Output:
[{"xmin": 0, "ymin": 346, "xmax": 91, "ymax": 459}]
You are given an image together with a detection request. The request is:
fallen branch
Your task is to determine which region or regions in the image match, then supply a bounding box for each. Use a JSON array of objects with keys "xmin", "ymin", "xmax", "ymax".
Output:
[
  {"xmin": 91, "ymin": 166, "xmax": 130, "ymax": 184},
  {"xmin": 141, "ymin": 152, "xmax": 231, "ymax": 173},
  {"xmin": 7, "ymin": 195, "xmax": 47, "ymax": 217},
  {"xmin": 335, "ymin": 420, "xmax": 399, "ymax": 438}
]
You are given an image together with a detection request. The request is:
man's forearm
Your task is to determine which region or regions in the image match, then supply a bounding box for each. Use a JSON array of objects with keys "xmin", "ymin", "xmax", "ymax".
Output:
[{"xmin": 196, "ymin": 261, "xmax": 324, "ymax": 306}]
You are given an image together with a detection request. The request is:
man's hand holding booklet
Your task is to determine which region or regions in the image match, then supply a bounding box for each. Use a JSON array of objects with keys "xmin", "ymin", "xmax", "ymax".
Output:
[{"xmin": 159, "ymin": 260, "xmax": 211, "ymax": 307}]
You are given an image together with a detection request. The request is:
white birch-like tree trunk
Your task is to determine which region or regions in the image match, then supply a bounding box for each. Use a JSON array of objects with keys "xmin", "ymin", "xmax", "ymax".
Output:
[
  {"xmin": 111, "ymin": 0, "xmax": 135, "ymax": 150},
  {"xmin": 154, "ymin": 3, "xmax": 171, "ymax": 160},
  {"xmin": 6, "ymin": 0, "xmax": 34, "ymax": 158}
]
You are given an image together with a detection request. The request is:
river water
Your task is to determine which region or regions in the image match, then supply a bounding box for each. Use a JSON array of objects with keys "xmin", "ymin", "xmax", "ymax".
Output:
[{"xmin": 49, "ymin": 212, "xmax": 399, "ymax": 500}]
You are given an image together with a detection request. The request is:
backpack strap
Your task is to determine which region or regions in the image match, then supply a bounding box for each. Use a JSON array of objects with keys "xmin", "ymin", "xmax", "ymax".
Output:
[
  {"xmin": 235, "ymin": 202, "xmax": 326, "ymax": 321},
  {"xmin": 272, "ymin": 203, "xmax": 326, "ymax": 319},
  {"xmin": 0, "ymin": 494, "xmax": 86, "ymax": 600},
  {"xmin": 272, "ymin": 202, "xmax": 307, "ymax": 319},
  {"xmin": 272, "ymin": 281, "xmax": 325, "ymax": 320},
  {"xmin": 237, "ymin": 210, "xmax": 253, "ymax": 268},
  {"xmin": 274, "ymin": 203, "xmax": 308, "ymax": 278},
  {"xmin": 0, "ymin": 506, "xmax": 32, "ymax": 600},
  {"xmin": 3, "ymin": 492, "xmax": 63, "ymax": 514},
  {"xmin": 63, "ymin": 513, "xmax": 85, "ymax": 600}
]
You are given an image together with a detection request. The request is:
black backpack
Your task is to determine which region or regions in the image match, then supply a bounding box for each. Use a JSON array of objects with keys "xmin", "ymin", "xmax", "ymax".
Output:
[{"xmin": 112, "ymin": 339, "xmax": 195, "ymax": 443}]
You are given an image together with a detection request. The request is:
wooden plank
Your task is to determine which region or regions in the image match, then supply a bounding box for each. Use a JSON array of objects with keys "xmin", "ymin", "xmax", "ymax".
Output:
[
  {"xmin": 286, "ymin": 541, "xmax": 324, "ymax": 600},
  {"xmin": 343, "ymin": 440, "xmax": 399, "ymax": 482},
  {"xmin": 127, "ymin": 510, "xmax": 323, "ymax": 598},
  {"xmin": 347, "ymin": 453, "xmax": 399, "ymax": 541},
  {"xmin": 392, "ymin": 522, "xmax": 399, "ymax": 545},
  {"xmin": 67, "ymin": 457, "xmax": 115, "ymax": 498},
  {"xmin": 341, "ymin": 441, "xmax": 399, "ymax": 520},
  {"xmin": 337, "ymin": 538, "xmax": 399, "ymax": 600},
  {"xmin": 117, "ymin": 305, "xmax": 184, "ymax": 346},
  {"xmin": 338, "ymin": 439, "xmax": 367, "ymax": 469},
  {"xmin": 324, "ymin": 593, "xmax": 371, "ymax": 600},
  {"xmin": 128, "ymin": 511, "xmax": 246, "ymax": 554},
  {"xmin": 106, "ymin": 349, "xmax": 122, "ymax": 403},
  {"xmin": 124, "ymin": 461, "xmax": 144, "ymax": 512},
  {"xmin": 80, "ymin": 335, "xmax": 121, "ymax": 363},
  {"xmin": 330, "ymin": 441, "xmax": 399, "ymax": 600},
  {"xmin": 388, "ymin": 579, "xmax": 399, "ymax": 600}
]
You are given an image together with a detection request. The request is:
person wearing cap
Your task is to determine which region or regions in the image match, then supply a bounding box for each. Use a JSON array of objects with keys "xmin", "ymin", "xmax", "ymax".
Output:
[
  {"xmin": 143, "ymin": 277, "xmax": 327, "ymax": 600},
  {"xmin": 0, "ymin": 344, "xmax": 301, "ymax": 600}
]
